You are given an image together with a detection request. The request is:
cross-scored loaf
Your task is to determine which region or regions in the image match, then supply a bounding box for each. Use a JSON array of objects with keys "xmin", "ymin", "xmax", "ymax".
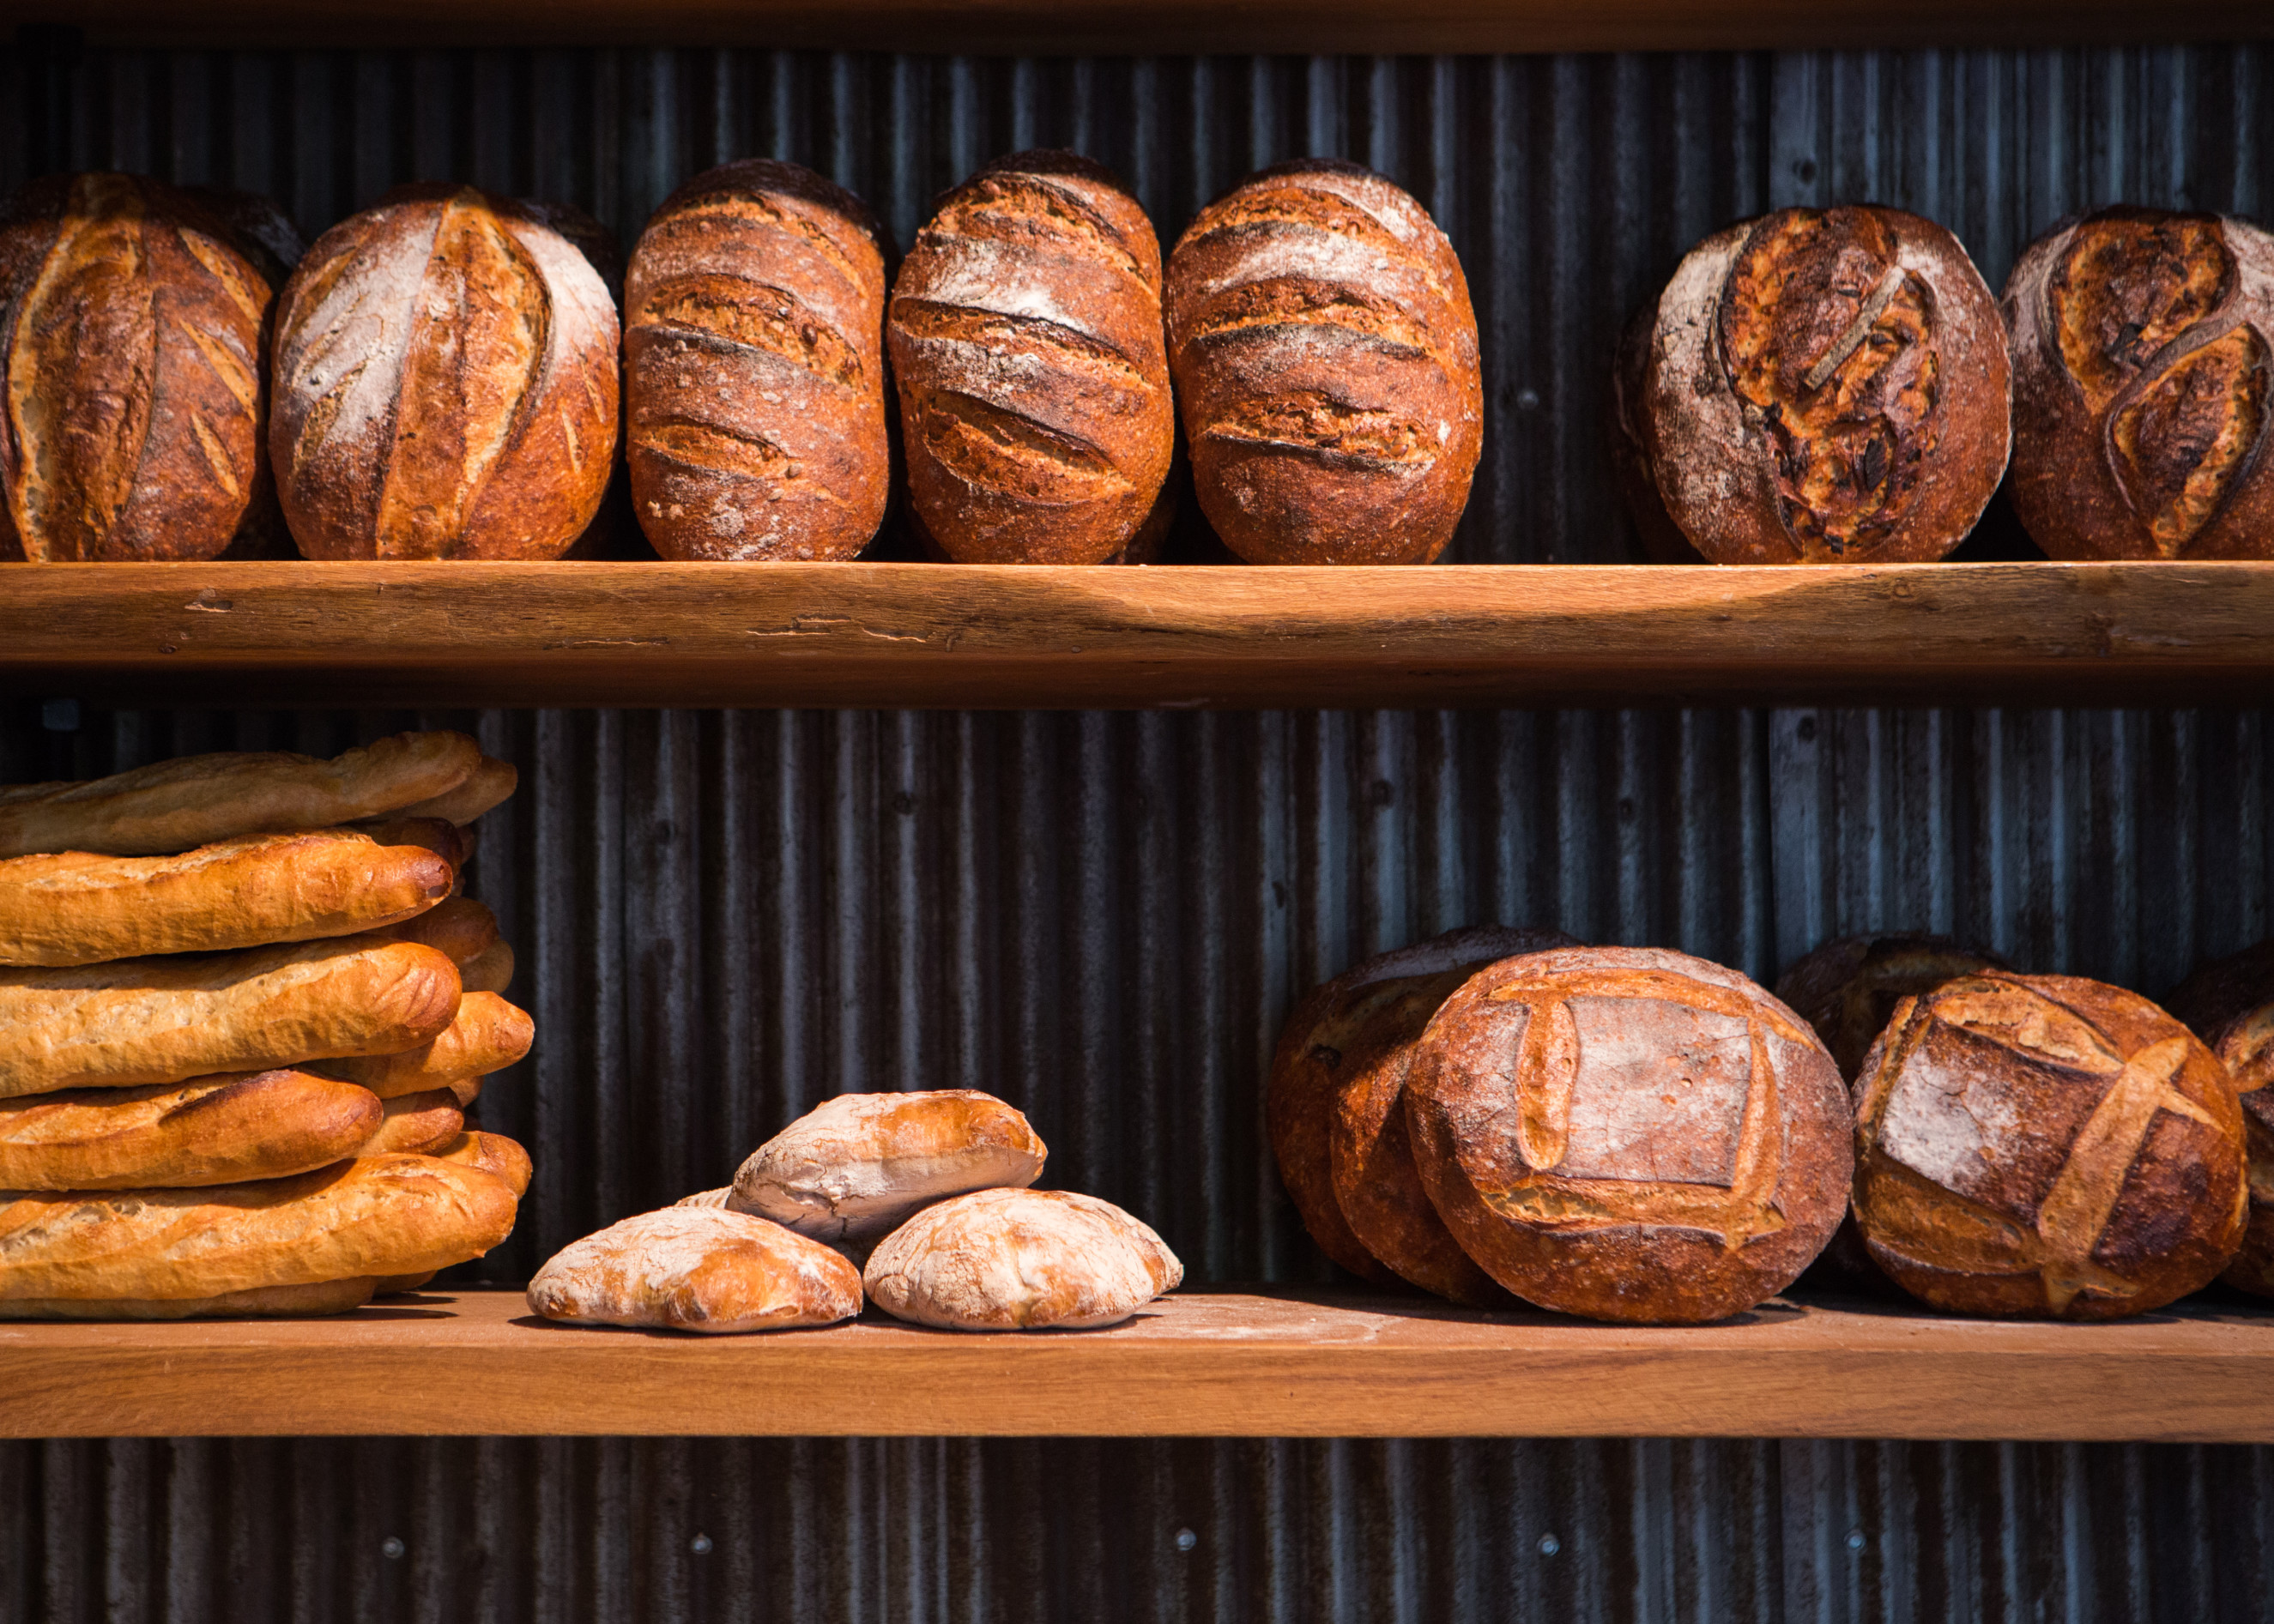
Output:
[
  {"xmin": 2162, "ymin": 939, "xmax": 2274, "ymax": 1295},
  {"xmin": 1853, "ymin": 971, "xmax": 2246, "ymax": 1319},
  {"xmin": 1405, "ymin": 945, "xmax": 1853, "ymax": 1323}
]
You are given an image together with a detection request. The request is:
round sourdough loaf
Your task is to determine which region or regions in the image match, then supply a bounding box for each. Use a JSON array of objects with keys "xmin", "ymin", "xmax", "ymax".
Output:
[
  {"xmin": 863, "ymin": 1187, "xmax": 1181, "ymax": 1331},
  {"xmin": 1165, "ymin": 160, "xmax": 1482, "ymax": 564},
  {"xmin": 1775, "ymin": 933, "xmax": 2012, "ymax": 1083},
  {"xmin": 627, "ymin": 160, "xmax": 891, "ymax": 560},
  {"xmin": 732, "ymin": 1090, "xmax": 1046, "ymax": 1247},
  {"xmin": 1613, "ymin": 205, "xmax": 2009, "ymax": 564},
  {"xmin": 2155, "ymin": 942, "xmax": 2274, "ymax": 1295},
  {"xmin": 888, "ymin": 150, "xmax": 1173, "ymax": 563},
  {"xmin": 1405, "ymin": 945, "xmax": 1852, "ymax": 1323},
  {"xmin": 2005, "ymin": 208, "xmax": 2274, "ymax": 558},
  {"xmin": 1852, "ymin": 971, "xmax": 2246, "ymax": 1318},
  {"xmin": 527, "ymin": 1206, "xmax": 862, "ymax": 1333}
]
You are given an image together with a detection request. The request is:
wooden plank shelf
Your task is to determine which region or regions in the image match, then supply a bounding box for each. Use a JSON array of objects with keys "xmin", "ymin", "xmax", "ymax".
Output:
[
  {"xmin": 4, "ymin": 1286, "xmax": 2274, "ymax": 1440},
  {"xmin": 3, "ymin": 559, "xmax": 2271, "ymax": 711}
]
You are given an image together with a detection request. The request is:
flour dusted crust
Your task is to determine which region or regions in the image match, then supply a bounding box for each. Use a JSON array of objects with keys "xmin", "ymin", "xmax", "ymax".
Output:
[
  {"xmin": 0, "ymin": 1068, "xmax": 381, "ymax": 1189},
  {"xmin": 731, "ymin": 1090, "xmax": 1047, "ymax": 1247},
  {"xmin": 2165, "ymin": 940, "xmax": 2274, "ymax": 1295},
  {"xmin": 862, "ymin": 1187, "xmax": 1182, "ymax": 1331},
  {"xmin": 1851, "ymin": 971, "xmax": 2246, "ymax": 1319},
  {"xmin": 311, "ymin": 993, "xmax": 530, "ymax": 1100},
  {"xmin": 0, "ymin": 936, "xmax": 462, "ymax": 1097},
  {"xmin": 0, "ymin": 1277, "xmax": 378, "ymax": 1319},
  {"xmin": 1404, "ymin": 945, "xmax": 1853, "ymax": 1324},
  {"xmin": 0, "ymin": 731, "xmax": 481, "ymax": 860},
  {"xmin": 430, "ymin": 1130, "xmax": 532, "ymax": 1198},
  {"xmin": 527, "ymin": 1206, "xmax": 862, "ymax": 1333}
]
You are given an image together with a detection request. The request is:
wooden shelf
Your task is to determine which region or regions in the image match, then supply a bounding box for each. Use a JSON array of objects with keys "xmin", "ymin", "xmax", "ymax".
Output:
[
  {"xmin": 4, "ymin": 1286, "xmax": 2274, "ymax": 1440},
  {"xmin": 4, "ymin": 559, "xmax": 2273, "ymax": 711}
]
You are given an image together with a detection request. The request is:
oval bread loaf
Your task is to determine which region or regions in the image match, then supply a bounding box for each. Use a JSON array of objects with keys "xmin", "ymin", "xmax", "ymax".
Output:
[
  {"xmin": 2165, "ymin": 939, "xmax": 2274, "ymax": 1295},
  {"xmin": 626, "ymin": 160, "xmax": 891, "ymax": 560},
  {"xmin": 311, "ymin": 992, "xmax": 530, "ymax": 1100},
  {"xmin": 0, "ymin": 1069, "xmax": 381, "ymax": 1189},
  {"xmin": 863, "ymin": 1187, "xmax": 1182, "ymax": 1331},
  {"xmin": 731, "ymin": 1089, "xmax": 1047, "ymax": 1247},
  {"xmin": 270, "ymin": 184, "xmax": 619, "ymax": 559},
  {"xmin": 1775, "ymin": 932, "xmax": 2013, "ymax": 1083},
  {"xmin": 0, "ymin": 172, "xmax": 271, "ymax": 563},
  {"xmin": 888, "ymin": 150, "xmax": 1173, "ymax": 563},
  {"xmin": 180, "ymin": 184, "xmax": 305, "ymax": 289},
  {"xmin": 1165, "ymin": 160, "xmax": 1482, "ymax": 564},
  {"xmin": 528, "ymin": 1206, "xmax": 862, "ymax": 1332}
]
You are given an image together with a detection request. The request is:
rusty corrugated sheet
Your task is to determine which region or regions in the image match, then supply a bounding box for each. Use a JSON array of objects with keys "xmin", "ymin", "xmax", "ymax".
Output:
[{"xmin": 3, "ymin": 35, "xmax": 2274, "ymax": 1624}]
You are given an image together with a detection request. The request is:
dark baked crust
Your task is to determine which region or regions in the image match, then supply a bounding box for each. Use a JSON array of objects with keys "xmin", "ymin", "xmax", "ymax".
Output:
[
  {"xmin": 2005, "ymin": 208, "xmax": 2274, "ymax": 559},
  {"xmin": 887, "ymin": 149, "xmax": 1171, "ymax": 564},
  {"xmin": 1625, "ymin": 206, "xmax": 2009, "ymax": 564},
  {"xmin": 626, "ymin": 160, "xmax": 889, "ymax": 561},
  {"xmin": 1164, "ymin": 161, "xmax": 1481, "ymax": 564},
  {"xmin": 1404, "ymin": 945, "xmax": 1852, "ymax": 1324},
  {"xmin": 1775, "ymin": 932, "xmax": 2012, "ymax": 1083},
  {"xmin": 2165, "ymin": 939, "xmax": 2274, "ymax": 1294},
  {"xmin": 1851, "ymin": 971, "xmax": 2246, "ymax": 1319}
]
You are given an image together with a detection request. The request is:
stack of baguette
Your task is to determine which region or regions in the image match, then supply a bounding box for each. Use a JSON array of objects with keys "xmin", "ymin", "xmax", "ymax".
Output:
[{"xmin": 0, "ymin": 730, "xmax": 534, "ymax": 1319}]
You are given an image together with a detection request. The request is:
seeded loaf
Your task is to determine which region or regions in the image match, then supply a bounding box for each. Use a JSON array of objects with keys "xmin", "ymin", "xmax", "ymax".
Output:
[
  {"xmin": 0, "ymin": 1069, "xmax": 381, "ymax": 1189},
  {"xmin": 864, "ymin": 1187, "xmax": 1181, "ymax": 1331},
  {"xmin": 529, "ymin": 1206, "xmax": 862, "ymax": 1332}
]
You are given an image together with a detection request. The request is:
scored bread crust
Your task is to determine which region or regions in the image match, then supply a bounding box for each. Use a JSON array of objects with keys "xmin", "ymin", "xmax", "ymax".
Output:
[
  {"xmin": 310, "ymin": 992, "xmax": 530, "ymax": 1100},
  {"xmin": 0, "ymin": 730, "xmax": 481, "ymax": 860},
  {"xmin": 0, "ymin": 827, "xmax": 455, "ymax": 967},
  {"xmin": 431, "ymin": 1129, "xmax": 532, "ymax": 1198},
  {"xmin": 627, "ymin": 159, "xmax": 892, "ymax": 561},
  {"xmin": 527, "ymin": 1206, "xmax": 862, "ymax": 1332},
  {"xmin": 0, "ymin": 1154, "xmax": 517, "ymax": 1301},
  {"xmin": 0, "ymin": 1277, "xmax": 378, "ymax": 1320},
  {"xmin": 0, "ymin": 936, "xmax": 462, "ymax": 1098},
  {"xmin": 889, "ymin": 150, "xmax": 1173, "ymax": 564},
  {"xmin": 0, "ymin": 1069, "xmax": 381, "ymax": 1189},
  {"xmin": 1165, "ymin": 159, "xmax": 1483, "ymax": 564},
  {"xmin": 863, "ymin": 1186, "xmax": 1182, "ymax": 1331},
  {"xmin": 360, "ymin": 1088, "xmax": 464, "ymax": 1156}
]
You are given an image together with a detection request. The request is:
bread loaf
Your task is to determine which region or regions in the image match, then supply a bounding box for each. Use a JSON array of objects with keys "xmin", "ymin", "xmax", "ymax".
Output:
[
  {"xmin": 626, "ymin": 160, "xmax": 890, "ymax": 561},
  {"xmin": 1775, "ymin": 933, "xmax": 2011, "ymax": 1082},
  {"xmin": 347, "ymin": 814, "xmax": 473, "ymax": 872},
  {"xmin": 0, "ymin": 936, "xmax": 461, "ymax": 1097},
  {"xmin": 1852, "ymin": 971, "xmax": 2246, "ymax": 1318},
  {"xmin": 363, "ymin": 895, "xmax": 498, "ymax": 967},
  {"xmin": 527, "ymin": 1206, "xmax": 862, "ymax": 1332},
  {"xmin": 1614, "ymin": 206, "xmax": 2010, "ymax": 564},
  {"xmin": 0, "ymin": 1277, "xmax": 376, "ymax": 1319},
  {"xmin": 270, "ymin": 184, "xmax": 619, "ymax": 559},
  {"xmin": 2153, "ymin": 941, "xmax": 2274, "ymax": 1295},
  {"xmin": 863, "ymin": 1187, "xmax": 1181, "ymax": 1331},
  {"xmin": 730, "ymin": 1090, "xmax": 1047, "ymax": 1247},
  {"xmin": 0, "ymin": 172, "xmax": 270, "ymax": 562},
  {"xmin": 0, "ymin": 827, "xmax": 454, "ymax": 967},
  {"xmin": 458, "ymin": 939, "xmax": 515, "ymax": 995},
  {"xmin": 887, "ymin": 150, "xmax": 1172, "ymax": 563},
  {"xmin": 1164, "ymin": 160, "xmax": 1481, "ymax": 564},
  {"xmin": 360, "ymin": 1088, "xmax": 464, "ymax": 1155},
  {"xmin": 0, "ymin": 1154, "xmax": 517, "ymax": 1301},
  {"xmin": 0, "ymin": 1069, "xmax": 380, "ymax": 1189},
  {"xmin": 1404, "ymin": 946, "xmax": 1852, "ymax": 1323},
  {"xmin": 0, "ymin": 730, "xmax": 481, "ymax": 860},
  {"xmin": 311, "ymin": 992, "xmax": 530, "ymax": 1099},
  {"xmin": 2004, "ymin": 208, "xmax": 2274, "ymax": 558},
  {"xmin": 430, "ymin": 1129, "xmax": 531, "ymax": 1198},
  {"xmin": 181, "ymin": 185, "xmax": 304, "ymax": 288},
  {"xmin": 391, "ymin": 756, "xmax": 517, "ymax": 826},
  {"xmin": 674, "ymin": 1186, "xmax": 734, "ymax": 1208}
]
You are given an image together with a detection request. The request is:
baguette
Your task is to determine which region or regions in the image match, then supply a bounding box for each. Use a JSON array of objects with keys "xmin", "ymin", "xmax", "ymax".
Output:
[
  {"xmin": 392, "ymin": 757, "xmax": 517, "ymax": 826},
  {"xmin": 0, "ymin": 1070, "xmax": 382, "ymax": 1189},
  {"xmin": 431, "ymin": 1130, "xmax": 532, "ymax": 1197},
  {"xmin": 0, "ymin": 829, "xmax": 454, "ymax": 967},
  {"xmin": 349, "ymin": 816, "xmax": 471, "ymax": 871},
  {"xmin": 311, "ymin": 992, "xmax": 529, "ymax": 1100},
  {"xmin": 0, "ymin": 937, "xmax": 461, "ymax": 1097},
  {"xmin": 0, "ymin": 1155, "xmax": 517, "ymax": 1301},
  {"xmin": 364, "ymin": 896, "xmax": 499, "ymax": 966},
  {"xmin": 458, "ymin": 939, "xmax": 515, "ymax": 994},
  {"xmin": 360, "ymin": 1089, "xmax": 464, "ymax": 1156},
  {"xmin": 0, "ymin": 1278, "xmax": 378, "ymax": 1319},
  {"xmin": 0, "ymin": 731, "xmax": 481, "ymax": 860}
]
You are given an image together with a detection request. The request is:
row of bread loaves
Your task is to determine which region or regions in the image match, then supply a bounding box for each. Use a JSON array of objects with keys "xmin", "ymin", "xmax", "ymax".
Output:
[
  {"xmin": 529, "ymin": 1090, "xmax": 1180, "ymax": 1332},
  {"xmin": 0, "ymin": 730, "xmax": 535, "ymax": 1316}
]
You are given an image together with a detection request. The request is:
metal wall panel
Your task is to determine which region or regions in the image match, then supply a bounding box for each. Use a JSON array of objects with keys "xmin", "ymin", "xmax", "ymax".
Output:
[{"xmin": 5, "ymin": 36, "xmax": 2274, "ymax": 1624}]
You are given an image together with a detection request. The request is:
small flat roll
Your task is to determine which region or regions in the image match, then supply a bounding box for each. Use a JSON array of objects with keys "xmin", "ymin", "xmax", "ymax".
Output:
[
  {"xmin": 865, "ymin": 1188, "xmax": 1181, "ymax": 1331},
  {"xmin": 730, "ymin": 1090, "xmax": 1047, "ymax": 1247},
  {"xmin": 0, "ymin": 937, "xmax": 463, "ymax": 1098},
  {"xmin": 312, "ymin": 993, "xmax": 530, "ymax": 1100},
  {"xmin": 0, "ymin": 1069, "xmax": 382, "ymax": 1190},
  {"xmin": 527, "ymin": 1206, "xmax": 862, "ymax": 1333},
  {"xmin": 393, "ymin": 757, "xmax": 517, "ymax": 825},
  {"xmin": 431, "ymin": 1130, "xmax": 532, "ymax": 1198},
  {"xmin": 364, "ymin": 896, "xmax": 499, "ymax": 966},
  {"xmin": 360, "ymin": 1089, "xmax": 464, "ymax": 1156},
  {"xmin": 457, "ymin": 939, "xmax": 515, "ymax": 994},
  {"xmin": 0, "ymin": 828, "xmax": 455, "ymax": 967},
  {"xmin": 0, "ymin": 731, "xmax": 481, "ymax": 860},
  {"xmin": 0, "ymin": 1278, "xmax": 378, "ymax": 1320}
]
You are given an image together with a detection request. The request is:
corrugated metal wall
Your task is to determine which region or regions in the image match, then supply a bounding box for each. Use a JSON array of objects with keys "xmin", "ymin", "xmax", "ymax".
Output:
[{"xmin": 4, "ymin": 37, "xmax": 2274, "ymax": 1624}]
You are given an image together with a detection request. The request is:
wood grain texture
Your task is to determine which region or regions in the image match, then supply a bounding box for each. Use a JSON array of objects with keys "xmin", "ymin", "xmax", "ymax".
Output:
[
  {"xmin": 3, "ymin": 560, "xmax": 2273, "ymax": 709},
  {"xmin": 3, "ymin": 1286, "xmax": 2273, "ymax": 1439}
]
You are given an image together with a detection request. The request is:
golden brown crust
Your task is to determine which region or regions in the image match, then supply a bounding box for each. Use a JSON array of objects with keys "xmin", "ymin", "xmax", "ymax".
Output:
[
  {"xmin": 361, "ymin": 895, "xmax": 498, "ymax": 967},
  {"xmin": 0, "ymin": 172, "xmax": 270, "ymax": 563},
  {"xmin": 0, "ymin": 827, "xmax": 454, "ymax": 967},
  {"xmin": 0, "ymin": 936, "xmax": 462, "ymax": 1098},
  {"xmin": 269, "ymin": 185, "xmax": 619, "ymax": 560},
  {"xmin": 0, "ymin": 1277, "xmax": 376, "ymax": 1319},
  {"xmin": 889, "ymin": 151, "xmax": 1172, "ymax": 564},
  {"xmin": 2005, "ymin": 208, "xmax": 2274, "ymax": 559},
  {"xmin": 457, "ymin": 939, "xmax": 515, "ymax": 995},
  {"xmin": 309, "ymin": 992, "xmax": 529, "ymax": 1100},
  {"xmin": 528, "ymin": 1206, "xmax": 862, "ymax": 1332},
  {"xmin": 627, "ymin": 160, "xmax": 890, "ymax": 561},
  {"xmin": 1405, "ymin": 945, "xmax": 1853, "ymax": 1323},
  {"xmin": 862, "ymin": 1187, "xmax": 1181, "ymax": 1331},
  {"xmin": 430, "ymin": 1129, "xmax": 531, "ymax": 1198},
  {"xmin": 0, "ymin": 1069, "xmax": 381, "ymax": 1189},
  {"xmin": 1851, "ymin": 971, "xmax": 2246, "ymax": 1319},
  {"xmin": 1774, "ymin": 932, "xmax": 2011, "ymax": 1082},
  {"xmin": 1623, "ymin": 207, "xmax": 2009, "ymax": 564},
  {"xmin": 0, "ymin": 730, "xmax": 481, "ymax": 860},
  {"xmin": 360, "ymin": 1087, "xmax": 464, "ymax": 1156},
  {"xmin": 0, "ymin": 1154, "xmax": 517, "ymax": 1301},
  {"xmin": 1165, "ymin": 160, "xmax": 1482, "ymax": 564}
]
